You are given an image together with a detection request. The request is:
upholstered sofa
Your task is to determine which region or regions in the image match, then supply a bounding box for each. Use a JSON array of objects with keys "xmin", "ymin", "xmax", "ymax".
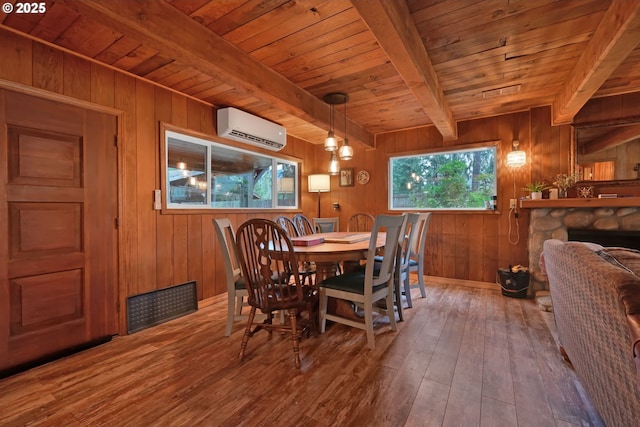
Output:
[{"xmin": 543, "ymin": 239, "xmax": 640, "ymax": 427}]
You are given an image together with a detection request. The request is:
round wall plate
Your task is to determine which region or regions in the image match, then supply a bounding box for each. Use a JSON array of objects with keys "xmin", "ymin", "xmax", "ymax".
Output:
[{"xmin": 356, "ymin": 170, "xmax": 370, "ymax": 184}]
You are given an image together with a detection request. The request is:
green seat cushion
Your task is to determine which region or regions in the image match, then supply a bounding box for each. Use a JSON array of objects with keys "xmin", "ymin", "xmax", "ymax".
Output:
[
  {"xmin": 234, "ymin": 276, "xmax": 246, "ymax": 290},
  {"xmin": 320, "ymin": 271, "xmax": 388, "ymax": 294}
]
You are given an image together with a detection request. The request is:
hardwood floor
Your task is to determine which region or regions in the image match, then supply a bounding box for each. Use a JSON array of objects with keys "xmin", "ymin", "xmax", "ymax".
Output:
[{"xmin": 0, "ymin": 280, "xmax": 604, "ymax": 427}]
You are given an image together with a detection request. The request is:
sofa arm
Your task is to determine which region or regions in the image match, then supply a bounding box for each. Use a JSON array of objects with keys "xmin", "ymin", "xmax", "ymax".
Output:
[{"xmin": 627, "ymin": 314, "xmax": 640, "ymax": 388}]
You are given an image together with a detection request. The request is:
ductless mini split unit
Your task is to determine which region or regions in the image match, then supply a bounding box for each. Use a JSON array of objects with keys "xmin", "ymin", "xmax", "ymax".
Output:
[{"xmin": 216, "ymin": 107, "xmax": 287, "ymax": 151}]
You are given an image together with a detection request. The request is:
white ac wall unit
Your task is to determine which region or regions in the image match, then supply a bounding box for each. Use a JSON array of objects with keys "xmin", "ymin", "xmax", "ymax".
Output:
[{"xmin": 216, "ymin": 107, "xmax": 287, "ymax": 151}]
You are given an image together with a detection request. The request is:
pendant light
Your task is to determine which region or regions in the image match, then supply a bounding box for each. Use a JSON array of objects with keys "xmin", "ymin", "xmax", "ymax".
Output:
[
  {"xmin": 324, "ymin": 98, "xmax": 337, "ymax": 151},
  {"xmin": 338, "ymin": 97, "xmax": 353, "ymax": 160},
  {"xmin": 323, "ymin": 93, "xmax": 349, "ymax": 152},
  {"xmin": 328, "ymin": 150, "xmax": 340, "ymax": 175}
]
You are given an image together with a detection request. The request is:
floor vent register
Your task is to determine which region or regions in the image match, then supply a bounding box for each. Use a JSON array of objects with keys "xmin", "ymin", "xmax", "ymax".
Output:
[{"xmin": 127, "ymin": 281, "xmax": 198, "ymax": 333}]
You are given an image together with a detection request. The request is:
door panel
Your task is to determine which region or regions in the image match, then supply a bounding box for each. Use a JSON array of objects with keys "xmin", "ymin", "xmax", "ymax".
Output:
[{"xmin": 0, "ymin": 90, "xmax": 118, "ymax": 371}]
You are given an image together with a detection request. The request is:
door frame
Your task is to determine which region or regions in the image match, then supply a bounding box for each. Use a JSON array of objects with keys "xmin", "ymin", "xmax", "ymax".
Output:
[{"xmin": 0, "ymin": 79, "xmax": 126, "ymax": 335}]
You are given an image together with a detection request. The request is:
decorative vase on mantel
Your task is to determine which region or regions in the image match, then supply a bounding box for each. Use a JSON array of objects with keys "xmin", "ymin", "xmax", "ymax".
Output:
[
  {"xmin": 531, "ymin": 191, "xmax": 543, "ymax": 200},
  {"xmin": 558, "ymin": 188, "xmax": 567, "ymax": 198}
]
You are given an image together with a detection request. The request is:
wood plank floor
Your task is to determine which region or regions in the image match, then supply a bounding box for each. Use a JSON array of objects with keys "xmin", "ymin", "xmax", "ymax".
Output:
[{"xmin": 0, "ymin": 280, "xmax": 605, "ymax": 427}]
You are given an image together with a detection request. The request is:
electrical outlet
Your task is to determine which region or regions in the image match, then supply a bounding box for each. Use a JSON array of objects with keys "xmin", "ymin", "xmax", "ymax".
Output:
[{"xmin": 510, "ymin": 198, "xmax": 518, "ymax": 209}]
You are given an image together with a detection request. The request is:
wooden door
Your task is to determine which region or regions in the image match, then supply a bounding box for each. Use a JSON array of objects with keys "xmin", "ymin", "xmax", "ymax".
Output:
[{"xmin": 0, "ymin": 90, "xmax": 118, "ymax": 372}]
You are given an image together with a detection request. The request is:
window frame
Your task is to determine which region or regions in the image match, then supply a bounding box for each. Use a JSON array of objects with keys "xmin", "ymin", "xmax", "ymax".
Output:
[
  {"xmin": 388, "ymin": 141, "xmax": 500, "ymax": 211},
  {"xmin": 161, "ymin": 124, "xmax": 299, "ymax": 212}
]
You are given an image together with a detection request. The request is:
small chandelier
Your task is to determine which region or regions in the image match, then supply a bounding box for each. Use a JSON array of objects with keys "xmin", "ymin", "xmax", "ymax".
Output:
[
  {"xmin": 507, "ymin": 140, "xmax": 526, "ymax": 168},
  {"xmin": 328, "ymin": 151, "xmax": 339, "ymax": 175},
  {"xmin": 323, "ymin": 93, "xmax": 349, "ymax": 153}
]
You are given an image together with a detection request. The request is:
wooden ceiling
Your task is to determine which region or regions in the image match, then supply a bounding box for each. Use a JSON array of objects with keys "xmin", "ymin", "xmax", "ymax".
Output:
[{"xmin": 3, "ymin": 0, "xmax": 640, "ymax": 148}]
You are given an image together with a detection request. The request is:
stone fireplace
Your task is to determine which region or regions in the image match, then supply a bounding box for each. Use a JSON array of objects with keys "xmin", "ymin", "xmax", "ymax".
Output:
[{"xmin": 524, "ymin": 199, "xmax": 640, "ymax": 295}]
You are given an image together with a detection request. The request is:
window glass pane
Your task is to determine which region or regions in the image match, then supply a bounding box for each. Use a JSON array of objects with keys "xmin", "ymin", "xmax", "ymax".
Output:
[
  {"xmin": 167, "ymin": 136, "xmax": 208, "ymax": 207},
  {"xmin": 211, "ymin": 149, "xmax": 273, "ymax": 208},
  {"xmin": 276, "ymin": 161, "xmax": 297, "ymax": 207},
  {"xmin": 390, "ymin": 146, "xmax": 496, "ymax": 210},
  {"xmin": 165, "ymin": 128, "xmax": 298, "ymax": 210}
]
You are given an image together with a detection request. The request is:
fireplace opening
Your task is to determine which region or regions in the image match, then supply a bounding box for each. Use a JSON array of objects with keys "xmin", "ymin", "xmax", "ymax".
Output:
[{"xmin": 568, "ymin": 228, "xmax": 640, "ymax": 250}]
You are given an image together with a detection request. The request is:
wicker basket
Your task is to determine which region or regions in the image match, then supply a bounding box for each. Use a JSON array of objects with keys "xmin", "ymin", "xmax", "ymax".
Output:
[{"xmin": 497, "ymin": 268, "xmax": 530, "ymax": 298}]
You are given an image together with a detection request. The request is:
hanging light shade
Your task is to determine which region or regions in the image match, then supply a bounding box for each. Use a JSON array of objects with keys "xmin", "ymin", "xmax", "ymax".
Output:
[
  {"xmin": 328, "ymin": 150, "xmax": 340, "ymax": 175},
  {"xmin": 339, "ymin": 138, "xmax": 353, "ymax": 160},
  {"xmin": 324, "ymin": 102, "xmax": 338, "ymax": 151},
  {"xmin": 338, "ymin": 98, "xmax": 353, "ymax": 160},
  {"xmin": 507, "ymin": 140, "xmax": 526, "ymax": 168},
  {"xmin": 324, "ymin": 130, "xmax": 337, "ymax": 151}
]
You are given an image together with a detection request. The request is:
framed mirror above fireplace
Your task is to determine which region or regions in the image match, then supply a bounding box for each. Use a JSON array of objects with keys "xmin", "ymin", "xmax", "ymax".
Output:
[{"xmin": 573, "ymin": 120, "xmax": 640, "ymax": 181}]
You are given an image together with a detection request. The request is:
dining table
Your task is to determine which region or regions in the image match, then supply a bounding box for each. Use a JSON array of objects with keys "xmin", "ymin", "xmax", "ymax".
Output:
[{"xmin": 290, "ymin": 231, "xmax": 387, "ymax": 321}]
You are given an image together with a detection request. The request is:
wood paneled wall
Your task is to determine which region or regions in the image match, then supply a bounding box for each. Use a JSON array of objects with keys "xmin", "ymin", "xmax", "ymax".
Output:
[
  {"xmin": 1, "ymin": 29, "xmax": 573, "ymax": 334},
  {"xmin": 307, "ymin": 108, "xmax": 572, "ymax": 283}
]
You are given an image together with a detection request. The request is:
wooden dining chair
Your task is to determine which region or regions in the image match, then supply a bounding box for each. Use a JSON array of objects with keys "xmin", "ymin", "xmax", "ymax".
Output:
[
  {"xmin": 213, "ymin": 218, "xmax": 252, "ymax": 337},
  {"xmin": 274, "ymin": 215, "xmax": 316, "ymax": 286},
  {"xmin": 347, "ymin": 213, "xmax": 375, "ymax": 232},
  {"xmin": 275, "ymin": 215, "xmax": 298, "ymax": 237},
  {"xmin": 313, "ymin": 217, "xmax": 339, "ymax": 233},
  {"xmin": 235, "ymin": 218, "xmax": 318, "ymax": 368},
  {"xmin": 292, "ymin": 214, "xmax": 315, "ymax": 236},
  {"xmin": 374, "ymin": 213, "xmax": 419, "ymax": 321},
  {"xmin": 407, "ymin": 213, "xmax": 432, "ymax": 307},
  {"xmin": 318, "ymin": 214, "xmax": 407, "ymax": 349}
]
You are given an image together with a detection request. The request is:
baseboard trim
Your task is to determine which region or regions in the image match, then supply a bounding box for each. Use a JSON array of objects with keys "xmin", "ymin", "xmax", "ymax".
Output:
[{"xmin": 417, "ymin": 274, "xmax": 500, "ymax": 291}]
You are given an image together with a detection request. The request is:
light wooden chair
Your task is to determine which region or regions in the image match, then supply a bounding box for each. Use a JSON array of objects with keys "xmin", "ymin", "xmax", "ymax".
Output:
[
  {"xmin": 292, "ymin": 214, "xmax": 315, "ymax": 236},
  {"xmin": 235, "ymin": 218, "xmax": 318, "ymax": 368},
  {"xmin": 318, "ymin": 214, "xmax": 406, "ymax": 349},
  {"xmin": 383, "ymin": 212, "xmax": 420, "ymax": 321},
  {"xmin": 213, "ymin": 218, "xmax": 251, "ymax": 337},
  {"xmin": 347, "ymin": 213, "xmax": 375, "ymax": 232},
  {"xmin": 313, "ymin": 217, "xmax": 339, "ymax": 233},
  {"xmin": 407, "ymin": 213, "xmax": 432, "ymax": 307}
]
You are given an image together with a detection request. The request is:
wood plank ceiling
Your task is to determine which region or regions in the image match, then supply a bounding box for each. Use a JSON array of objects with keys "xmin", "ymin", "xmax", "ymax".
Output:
[{"xmin": 2, "ymin": 0, "xmax": 640, "ymax": 148}]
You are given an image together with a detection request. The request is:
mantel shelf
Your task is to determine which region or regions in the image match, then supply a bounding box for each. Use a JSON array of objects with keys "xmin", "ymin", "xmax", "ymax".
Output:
[{"xmin": 520, "ymin": 197, "xmax": 640, "ymax": 209}]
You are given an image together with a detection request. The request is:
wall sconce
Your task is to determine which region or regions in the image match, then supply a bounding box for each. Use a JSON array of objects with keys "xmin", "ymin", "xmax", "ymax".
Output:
[
  {"xmin": 308, "ymin": 174, "xmax": 330, "ymax": 217},
  {"xmin": 507, "ymin": 140, "xmax": 526, "ymax": 168}
]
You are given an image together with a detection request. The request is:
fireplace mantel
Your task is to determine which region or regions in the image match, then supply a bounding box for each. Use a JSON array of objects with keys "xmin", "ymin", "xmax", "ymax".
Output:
[{"xmin": 520, "ymin": 197, "xmax": 640, "ymax": 209}]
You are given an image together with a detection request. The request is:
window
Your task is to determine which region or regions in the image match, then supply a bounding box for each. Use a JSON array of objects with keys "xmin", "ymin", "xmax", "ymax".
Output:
[
  {"xmin": 389, "ymin": 144, "xmax": 497, "ymax": 210},
  {"xmin": 165, "ymin": 129, "xmax": 298, "ymax": 209}
]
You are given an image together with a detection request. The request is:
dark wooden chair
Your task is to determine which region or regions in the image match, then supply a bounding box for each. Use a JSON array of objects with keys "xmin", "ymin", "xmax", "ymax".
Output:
[
  {"xmin": 292, "ymin": 214, "xmax": 315, "ymax": 236},
  {"xmin": 274, "ymin": 215, "xmax": 316, "ymax": 286},
  {"xmin": 235, "ymin": 218, "xmax": 318, "ymax": 368},
  {"xmin": 347, "ymin": 213, "xmax": 375, "ymax": 232}
]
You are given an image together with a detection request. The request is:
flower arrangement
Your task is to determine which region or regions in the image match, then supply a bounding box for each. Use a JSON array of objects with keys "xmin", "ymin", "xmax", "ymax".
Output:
[
  {"xmin": 553, "ymin": 173, "xmax": 580, "ymax": 190},
  {"xmin": 553, "ymin": 173, "xmax": 581, "ymax": 197}
]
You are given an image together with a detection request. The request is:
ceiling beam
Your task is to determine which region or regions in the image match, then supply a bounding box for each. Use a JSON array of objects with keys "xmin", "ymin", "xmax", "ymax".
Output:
[
  {"xmin": 351, "ymin": 0, "xmax": 457, "ymax": 141},
  {"xmin": 581, "ymin": 123, "xmax": 640, "ymax": 155},
  {"xmin": 552, "ymin": 0, "xmax": 640, "ymax": 125},
  {"xmin": 61, "ymin": 0, "xmax": 375, "ymax": 148}
]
